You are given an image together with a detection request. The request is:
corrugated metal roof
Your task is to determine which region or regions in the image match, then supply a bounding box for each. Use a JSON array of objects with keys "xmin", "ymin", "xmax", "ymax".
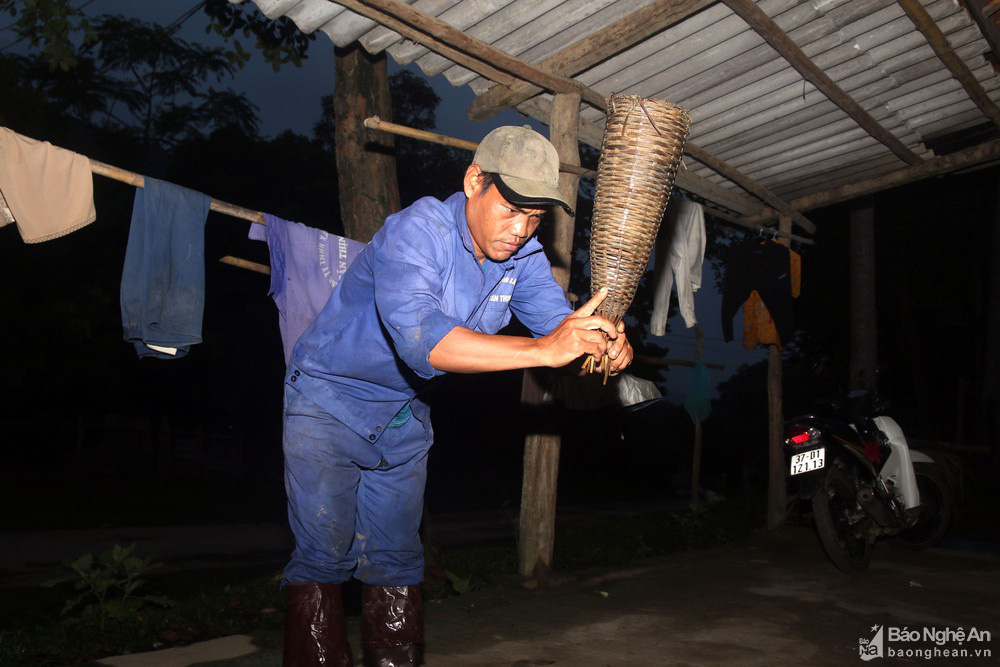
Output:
[{"xmin": 235, "ymin": 0, "xmax": 1000, "ymax": 227}]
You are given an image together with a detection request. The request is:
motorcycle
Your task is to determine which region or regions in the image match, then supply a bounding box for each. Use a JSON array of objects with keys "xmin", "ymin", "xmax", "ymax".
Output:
[{"xmin": 784, "ymin": 390, "xmax": 953, "ymax": 573}]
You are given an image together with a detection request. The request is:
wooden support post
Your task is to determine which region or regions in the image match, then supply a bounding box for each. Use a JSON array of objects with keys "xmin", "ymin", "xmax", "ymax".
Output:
[
  {"xmin": 986, "ymin": 171, "xmax": 1000, "ymax": 478},
  {"xmin": 518, "ymin": 93, "xmax": 581, "ymax": 578},
  {"xmin": 690, "ymin": 327, "xmax": 704, "ymax": 510},
  {"xmin": 518, "ymin": 405, "xmax": 561, "ymax": 577},
  {"xmin": 849, "ymin": 197, "xmax": 877, "ymax": 393},
  {"xmin": 766, "ymin": 215, "xmax": 792, "ymax": 530},
  {"xmin": 547, "ymin": 93, "xmax": 581, "ymax": 290}
]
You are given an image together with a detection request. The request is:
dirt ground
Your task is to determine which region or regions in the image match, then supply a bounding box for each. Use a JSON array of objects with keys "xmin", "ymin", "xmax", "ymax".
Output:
[{"xmin": 97, "ymin": 523, "xmax": 999, "ymax": 667}]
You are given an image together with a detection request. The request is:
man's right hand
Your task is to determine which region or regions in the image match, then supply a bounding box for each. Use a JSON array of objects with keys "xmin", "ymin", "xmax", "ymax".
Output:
[{"xmin": 535, "ymin": 288, "xmax": 619, "ymax": 368}]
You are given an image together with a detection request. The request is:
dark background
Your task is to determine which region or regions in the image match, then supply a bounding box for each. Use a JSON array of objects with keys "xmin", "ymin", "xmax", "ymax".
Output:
[{"xmin": 1, "ymin": 4, "xmax": 997, "ymax": 533}]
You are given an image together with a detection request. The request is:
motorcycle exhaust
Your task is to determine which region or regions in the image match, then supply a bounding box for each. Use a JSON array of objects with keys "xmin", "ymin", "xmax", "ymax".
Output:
[{"xmin": 856, "ymin": 486, "xmax": 897, "ymax": 527}]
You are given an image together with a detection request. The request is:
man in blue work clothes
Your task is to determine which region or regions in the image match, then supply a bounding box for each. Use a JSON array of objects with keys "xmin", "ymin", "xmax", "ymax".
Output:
[{"xmin": 281, "ymin": 126, "xmax": 634, "ymax": 666}]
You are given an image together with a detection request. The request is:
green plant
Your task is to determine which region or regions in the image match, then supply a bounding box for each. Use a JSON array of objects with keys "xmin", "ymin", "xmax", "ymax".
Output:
[
  {"xmin": 42, "ymin": 543, "xmax": 173, "ymax": 624},
  {"xmin": 444, "ymin": 570, "xmax": 471, "ymax": 595}
]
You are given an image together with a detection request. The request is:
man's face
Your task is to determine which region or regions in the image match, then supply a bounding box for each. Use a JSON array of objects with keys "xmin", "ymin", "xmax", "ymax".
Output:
[{"xmin": 463, "ymin": 165, "xmax": 546, "ymax": 264}]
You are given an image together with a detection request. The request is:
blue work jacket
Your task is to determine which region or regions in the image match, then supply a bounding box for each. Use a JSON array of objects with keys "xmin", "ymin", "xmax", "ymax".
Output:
[{"xmin": 286, "ymin": 192, "xmax": 573, "ymax": 444}]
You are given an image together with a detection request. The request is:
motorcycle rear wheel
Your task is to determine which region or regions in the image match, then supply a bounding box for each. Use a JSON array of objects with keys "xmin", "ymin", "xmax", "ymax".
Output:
[
  {"xmin": 812, "ymin": 465, "xmax": 872, "ymax": 573},
  {"xmin": 893, "ymin": 462, "xmax": 953, "ymax": 550}
]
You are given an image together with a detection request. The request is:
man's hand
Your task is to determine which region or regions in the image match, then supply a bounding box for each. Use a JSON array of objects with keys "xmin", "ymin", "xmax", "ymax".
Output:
[
  {"xmin": 606, "ymin": 319, "xmax": 634, "ymax": 376},
  {"xmin": 536, "ymin": 288, "xmax": 621, "ymax": 368},
  {"xmin": 426, "ymin": 288, "xmax": 633, "ymax": 375}
]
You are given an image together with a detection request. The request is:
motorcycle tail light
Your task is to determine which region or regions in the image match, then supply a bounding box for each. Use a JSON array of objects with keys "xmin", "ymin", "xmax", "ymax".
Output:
[{"xmin": 785, "ymin": 425, "xmax": 820, "ymax": 447}]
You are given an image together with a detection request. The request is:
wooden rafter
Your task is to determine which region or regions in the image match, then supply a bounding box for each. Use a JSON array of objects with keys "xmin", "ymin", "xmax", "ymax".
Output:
[
  {"xmin": 467, "ymin": 0, "xmax": 715, "ymax": 121},
  {"xmin": 517, "ymin": 97, "xmax": 763, "ymax": 218},
  {"xmin": 743, "ymin": 138, "xmax": 1000, "ymax": 222},
  {"xmin": 516, "ymin": 96, "xmax": 816, "ymax": 234},
  {"xmin": 685, "ymin": 143, "xmax": 816, "ymax": 233},
  {"xmin": 337, "ymin": 0, "xmax": 604, "ymax": 108},
  {"xmin": 721, "ymin": 0, "xmax": 924, "ymax": 166},
  {"xmin": 341, "ymin": 0, "xmax": 816, "ymax": 233},
  {"xmin": 897, "ymin": 0, "xmax": 1000, "ymax": 129},
  {"xmin": 963, "ymin": 0, "xmax": 1000, "ymax": 64}
]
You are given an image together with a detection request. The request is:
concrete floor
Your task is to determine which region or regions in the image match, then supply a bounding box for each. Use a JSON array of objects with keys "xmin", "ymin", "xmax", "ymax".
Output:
[{"xmin": 93, "ymin": 524, "xmax": 998, "ymax": 666}]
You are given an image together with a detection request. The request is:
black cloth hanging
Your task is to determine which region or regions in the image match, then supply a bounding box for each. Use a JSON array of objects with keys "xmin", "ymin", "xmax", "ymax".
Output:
[{"xmin": 721, "ymin": 238, "xmax": 795, "ymax": 345}]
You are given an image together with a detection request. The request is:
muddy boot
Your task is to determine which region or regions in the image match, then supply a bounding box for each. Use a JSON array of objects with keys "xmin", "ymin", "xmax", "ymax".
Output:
[
  {"xmin": 283, "ymin": 581, "xmax": 353, "ymax": 667},
  {"xmin": 361, "ymin": 585, "xmax": 423, "ymax": 667}
]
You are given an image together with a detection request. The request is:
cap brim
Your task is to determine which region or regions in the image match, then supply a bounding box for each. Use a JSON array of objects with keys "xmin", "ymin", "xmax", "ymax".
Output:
[{"xmin": 495, "ymin": 174, "xmax": 575, "ymax": 217}]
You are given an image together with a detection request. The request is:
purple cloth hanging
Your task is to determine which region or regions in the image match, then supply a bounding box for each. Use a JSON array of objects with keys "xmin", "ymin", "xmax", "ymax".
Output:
[{"xmin": 250, "ymin": 214, "xmax": 365, "ymax": 365}]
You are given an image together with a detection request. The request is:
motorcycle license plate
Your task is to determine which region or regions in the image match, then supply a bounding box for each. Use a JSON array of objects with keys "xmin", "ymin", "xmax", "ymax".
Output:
[{"xmin": 790, "ymin": 448, "xmax": 825, "ymax": 475}]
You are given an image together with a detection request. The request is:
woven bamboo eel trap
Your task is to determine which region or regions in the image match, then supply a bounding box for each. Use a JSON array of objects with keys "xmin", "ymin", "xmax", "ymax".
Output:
[{"xmin": 588, "ymin": 94, "xmax": 691, "ymax": 380}]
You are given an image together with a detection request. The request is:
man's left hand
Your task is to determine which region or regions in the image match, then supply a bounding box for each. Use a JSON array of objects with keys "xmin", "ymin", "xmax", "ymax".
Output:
[{"xmin": 606, "ymin": 320, "xmax": 633, "ymax": 376}]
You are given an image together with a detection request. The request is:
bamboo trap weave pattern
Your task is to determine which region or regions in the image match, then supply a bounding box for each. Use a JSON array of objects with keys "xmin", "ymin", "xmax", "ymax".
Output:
[{"xmin": 588, "ymin": 95, "xmax": 690, "ymax": 380}]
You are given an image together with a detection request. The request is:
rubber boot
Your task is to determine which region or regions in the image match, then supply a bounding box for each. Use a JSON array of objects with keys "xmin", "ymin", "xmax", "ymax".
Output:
[
  {"xmin": 361, "ymin": 585, "xmax": 424, "ymax": 667},
  {"xmin": 283, "ymin": 581, "xmax": 353, "ymax": 667}
]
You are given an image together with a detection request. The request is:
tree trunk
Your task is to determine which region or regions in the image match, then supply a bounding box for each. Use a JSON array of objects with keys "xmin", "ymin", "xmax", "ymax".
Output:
[
  {"xmin": 518, "ymin": 93, "xmax": 580, "ymax": 578},
  {"xmin": 849, "ymin": 196, "xmax": 878, "ymax": 392},
  {"xmin": 333, "ymin": 43, "xmax": 400, "ymax": 242}
]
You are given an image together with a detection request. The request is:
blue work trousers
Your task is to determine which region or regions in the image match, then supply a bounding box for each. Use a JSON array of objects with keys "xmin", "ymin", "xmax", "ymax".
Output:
[{"xmin": 282, "ymin": 383, "xmax": 431, "ymax": 586}]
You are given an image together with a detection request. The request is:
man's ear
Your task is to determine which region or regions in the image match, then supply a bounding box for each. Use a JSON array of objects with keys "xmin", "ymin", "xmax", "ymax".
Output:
[{"xmin": 463, "ymin": 164, "xmax": 483, "ymax": 199}]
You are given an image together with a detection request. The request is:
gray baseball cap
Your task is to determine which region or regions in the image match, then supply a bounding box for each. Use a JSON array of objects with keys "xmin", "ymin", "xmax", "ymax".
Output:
[{"xmin": 473, "ymin": 125, "xmax": 575, "ymax": 216}]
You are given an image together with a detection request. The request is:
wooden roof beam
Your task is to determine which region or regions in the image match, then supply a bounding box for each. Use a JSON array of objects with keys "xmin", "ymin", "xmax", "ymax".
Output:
[
  {"xmin": 722, "ymin": 0, "xmax": 924, "ymax": 166},
  {"xmin": 467, "ymin": 0, "xmax": 716, "ymax": 121},
  {"xmin": 962, "ymin": 1, "xmax": 1000, "ymax": 65},
  {"xmin": 339, "ymin": 0, "xmax": 604, "ymax": 108},
  {"xmin": 743, "ymin": 138, "xmax": 1000, "ymax": 222},
  {"xmin": 897, "ymin": 0, "xmax": 1000, "ymax": 129},
  {"xmin": 685, "ymin": 142, "xmax": 816, "ymax": 232},
  {"xmin": 342, "ymin": 0, "xmax": 816, "ymax": 233},
  {"xmin": 515, "ymin": 96, "xmax": 819, "ymax": 233}
]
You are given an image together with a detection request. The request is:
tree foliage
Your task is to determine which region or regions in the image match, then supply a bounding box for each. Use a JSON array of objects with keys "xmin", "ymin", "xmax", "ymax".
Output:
[
  {"xmin": 0, "ymin": 0, "xmax": 95, "ymax": 70},
  {"xmin": 202, "ymin": 0, "xmax": 314, "ymax": 71},
  {"xmin": 2, "ymin": 0, "xmax": 314, "ymax": 72},
  {"xmin": 5, "ymin": 13, "xmax": 260, "ymax": 150}
]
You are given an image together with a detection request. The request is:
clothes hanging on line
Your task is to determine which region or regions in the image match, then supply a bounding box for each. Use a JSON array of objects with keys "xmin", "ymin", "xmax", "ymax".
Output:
[
  {"xmin": 721, "ymin": 237, "xmax": 796, "ymax": 346},
  {"xmin": 650, "ymin": 196, "xmax": 705, "ymax": 335},
  {"xmin": 0, "ymin": 127, "xmax": 96, "ymax": 243},
  {"xmin": 743, "ymin": 249, "xmax": 801, "ymax": 349},
  {"xmin": 249, "ymin": 214, "xmax": 366, "ymax": 365},
  {"xmin": 120, "ymin": 177, "xmax": 210, "ymax": 359}
]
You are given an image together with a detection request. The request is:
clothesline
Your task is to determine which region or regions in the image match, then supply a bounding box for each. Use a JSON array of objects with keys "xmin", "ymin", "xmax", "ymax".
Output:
[
  {"xmin": 85, "ymin": 157, "xmax": 279, "ymax": 274},
  {"xmin": 82, "ymin": 152, "xmax": 281, "ymax": 276},
  {"xmin": 88, "ymin": 158, "xmax": 267, "ymax": 225},
  {"xmin": 31, "ymin": 133, "xmax": 730, "ymax": 370},
  {"xmin": 3, "ymin": 128, "xmax": 730, "ymax": 373},
  {"xmin": 219, "ymin": 254, "xmax": 270, "ymax": 275},
  {"xmin": 717, "ymin": 218, "xmax": 815, "ymax": 246},
  {"xmin": 361, "ymin": 116, "xmax": 814, "ymax": 246},
  {"xmin": 363, "ymin": 116, "xmax": 596, "ymax": 179}
]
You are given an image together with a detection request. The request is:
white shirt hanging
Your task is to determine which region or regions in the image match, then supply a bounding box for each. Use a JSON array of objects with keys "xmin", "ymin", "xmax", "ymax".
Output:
[{"xmin": 650, "ymin": 196, "xmax": 706, "ymax": 335}]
